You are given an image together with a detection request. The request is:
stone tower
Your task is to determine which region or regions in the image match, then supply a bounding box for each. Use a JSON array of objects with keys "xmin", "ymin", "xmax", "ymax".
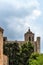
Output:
[
  {"xmin": 0, "ymin": 27, "xmax": 4, "ymax": 65},
  {"xmin": 24, "ymin": 28, "xmax": 34, "ymax": 42},
  {"xmin": 24, "ymin": 28, "xmax": 40, "ymax": 53},
  {"xmin": 36, "ymin": 37, "xmax": 40, "ymax": 53}
]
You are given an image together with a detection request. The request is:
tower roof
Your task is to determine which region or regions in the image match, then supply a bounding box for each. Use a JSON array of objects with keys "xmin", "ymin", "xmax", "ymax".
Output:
[{"xmin": 25, "ymin": 28, "xmax": 34, "ymax": 35}]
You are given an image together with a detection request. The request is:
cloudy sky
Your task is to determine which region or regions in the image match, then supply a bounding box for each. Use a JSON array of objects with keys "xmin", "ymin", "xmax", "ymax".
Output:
[{"xmin": 0, "ymin": 0, "xmax": 43, "ymax": 53}]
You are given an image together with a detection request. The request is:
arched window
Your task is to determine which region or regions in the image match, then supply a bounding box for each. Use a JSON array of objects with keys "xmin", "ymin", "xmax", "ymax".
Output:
[
  {"xmin": 29, "ymin": 37, "xmax": 31, "ymax": 41},
  {"xmin": 32, "ymin": 36, "xmax": 34, "ymax": 41}
]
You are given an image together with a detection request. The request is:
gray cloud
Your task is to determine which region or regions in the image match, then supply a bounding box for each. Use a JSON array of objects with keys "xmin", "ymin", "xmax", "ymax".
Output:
[
  {"xmin": 0, "ymin": 0, "xmax": 43, "ymax": 53},
  {"xmin": 0, "ymin": 0, "xmax": 41, "ymax": 41}
]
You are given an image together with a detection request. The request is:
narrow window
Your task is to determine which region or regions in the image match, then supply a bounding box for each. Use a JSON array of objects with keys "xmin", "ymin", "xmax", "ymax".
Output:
[
  {"xmin": 29, "ymin": 37, "xmax": 31, "ymax": 41},
  {"xmin": 32, "ymin": 36, "xmax": 34, "ymax": 41}
]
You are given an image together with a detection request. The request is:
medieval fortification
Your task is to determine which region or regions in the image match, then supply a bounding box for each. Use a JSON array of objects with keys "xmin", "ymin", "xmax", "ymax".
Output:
[{"xmin": 0, "ymin": 27, "xmax": 40, "ymax": 65}]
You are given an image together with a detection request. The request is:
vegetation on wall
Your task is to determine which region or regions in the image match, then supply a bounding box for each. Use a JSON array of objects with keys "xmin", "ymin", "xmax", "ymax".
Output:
[
  {"xmin": 19, "ymin": 42, "xmax": 34, "ymax": 65},
  {"xmin": 3, "ymin": 41, "xmax": 43, "ymax": 65}
]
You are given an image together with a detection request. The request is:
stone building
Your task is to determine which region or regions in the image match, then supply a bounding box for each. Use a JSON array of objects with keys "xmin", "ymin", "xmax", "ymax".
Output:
[
  {"xmin": 0, "ymin": 27, "xmax": 8, "ymax": 65},
  {"xmin": 24, "ymin": 29, "xmax": 40, "ymax": 53},
  {"xmin": 4, "ymin": 28, "xmax": 40, "ymax": 53},
  {"xmin": 3, "ymin": 55, "xmax": 8, "ymax": 65},
  {"xmin": 0, "ymin": 27, "xmax": 40, "ymax": 65}
]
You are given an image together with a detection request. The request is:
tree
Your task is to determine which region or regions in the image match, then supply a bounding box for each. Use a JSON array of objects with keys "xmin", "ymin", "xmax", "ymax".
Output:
[
  {"xmin": 3, "ymin": 41, "xmax": 20, "ymax": 65},
  {"xmin": 20, "ymin": 42, "xmax": 34, "ymax": 65},
  {"xmin": 28, "ymin": 53, "xmax": 43, "ymax": 65},
  {"xmin": 12, "ymin": 41, "xmax": 20, "ymax": 65},
  {"xmin": 3, "ymin": 41, "xmax": 34, "ymax": 65}
]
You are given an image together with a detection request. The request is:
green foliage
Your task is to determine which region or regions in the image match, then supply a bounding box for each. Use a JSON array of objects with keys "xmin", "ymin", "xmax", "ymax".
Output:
[
  {"xmin": 3, "ymin": 42, "xmax": 20, "ymax": 65},
  {"xmin": 11, "ymin": 42, "xmax": 20, "ymax": 65},
  {"xmin": 4, "ymin": 41, "xmax": 43, "ymax": 65},
  {"xmin": 3, "ymin": 41, "xmax": 34, "ymax": 65},
  {"xmin": 28, "ymin": 53, "xmax": 43, "ymax": 65},
  {"xmin": 20, "ymin": 42, "xmax": 34, "ymax": 65}
]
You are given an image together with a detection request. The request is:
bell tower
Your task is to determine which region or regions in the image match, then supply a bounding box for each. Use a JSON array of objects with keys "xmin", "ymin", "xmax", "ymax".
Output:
[
  {"xmin": 24, "ymin": 28, "xmax": 34, "ymax": 42},
  {"xmin": 0, "ymin": 27, "xmax": 4, "ymax": 65}
]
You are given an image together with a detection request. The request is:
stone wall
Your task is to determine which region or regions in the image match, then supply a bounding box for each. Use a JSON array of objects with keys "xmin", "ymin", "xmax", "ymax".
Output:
[{"xmin": 3, "ymin": 55, "xmax": 8, "ymax": 65}]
